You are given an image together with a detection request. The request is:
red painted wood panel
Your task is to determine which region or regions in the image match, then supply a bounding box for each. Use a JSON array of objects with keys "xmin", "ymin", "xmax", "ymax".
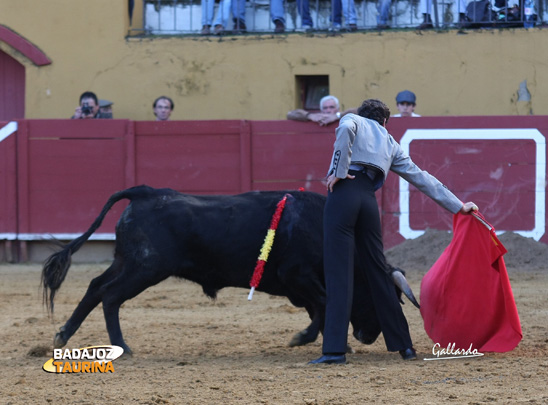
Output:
[
  {"xmin": 18, "ymin": 120, "xmax": 128, "ymax": 234},
  {"xmin": 0, "ymin": 121, "xmax": 17, "ymax": 237},
  {"xmin": 134, "ymin": 120, "xmax": 244, "ymax": 194},
  {"xmin": 384, "ymin": 117, "xmax": 548, "ymax": 248},
  {"xmin": 250, "ymin": 120, "xmax": 334, "ymax": 194},
  {"xmin": 0, "ymin": 50, "xmax": 25, "ymax": 120},
  {"xmin": 407, "ymin": 139, "xmax": 536, "ymax": 230}
]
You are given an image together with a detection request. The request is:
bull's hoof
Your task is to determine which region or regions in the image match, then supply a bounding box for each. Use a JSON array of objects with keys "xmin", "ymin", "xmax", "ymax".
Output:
[
  {"xmin": 110, "ymin": 341, "xmax": 133, "ymax": 357},
  {"xmin": 353, "ymin": 330, "xmax": 377, "ymax": 345},
  {"xmin": 289, "ymin": 331, "xmax": 305, "ymax": 347},
  {"xmin": 53, "ymin": 330, "xmax": 67, "ymax": 348},
  {"xmin": 288, "ymin": 329, "xmax": 315, "ymax": 347}
]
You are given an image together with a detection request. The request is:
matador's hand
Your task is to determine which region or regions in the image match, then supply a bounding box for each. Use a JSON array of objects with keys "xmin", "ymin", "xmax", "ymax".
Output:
[
  {"xmin": 460, "ymin": 201, "xmax": 479, "ymax": 214},
  {"xmin": 326, "ymin": 173, "xmax": 355, "ymax": 192}
]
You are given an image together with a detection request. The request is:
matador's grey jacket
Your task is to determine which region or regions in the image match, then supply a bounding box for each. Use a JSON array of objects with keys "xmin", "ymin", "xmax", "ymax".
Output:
[{"xmin": 328, "ymin": 113, "xmax": 463, "ymax": 214}]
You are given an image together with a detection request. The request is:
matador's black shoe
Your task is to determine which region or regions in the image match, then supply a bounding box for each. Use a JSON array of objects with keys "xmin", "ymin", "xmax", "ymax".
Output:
[
  {"xmin": 399, "ymin": 347, "xmax": 417, "ymax": 360},
  {"xmin": 308, "ymin": 354, "xmax": 346, "ymax": 365}
]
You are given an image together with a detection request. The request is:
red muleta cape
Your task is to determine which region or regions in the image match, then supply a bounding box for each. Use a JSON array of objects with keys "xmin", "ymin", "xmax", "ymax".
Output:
[{"xmin": 420, "ymin": 212, "xmax": 522, "ymax": 353}]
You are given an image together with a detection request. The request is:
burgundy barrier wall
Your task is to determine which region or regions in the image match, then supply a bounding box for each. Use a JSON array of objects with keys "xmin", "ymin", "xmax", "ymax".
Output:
[
  {"xmin": 0, "ymin": 117, "xmax": 546, "ymax": 261},
  {"xmin": 131, "ymin": 120, "xmax": 334, "ymax": 194},
  {"xmin": 16, "ymin": 120, "xmax": 129, "ymax": 237}
]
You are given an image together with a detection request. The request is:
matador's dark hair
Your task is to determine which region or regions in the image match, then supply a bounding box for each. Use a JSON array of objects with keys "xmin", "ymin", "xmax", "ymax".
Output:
[{"xmin": 357, "ymin": 99, "xmax": 391, "ymax": 126}]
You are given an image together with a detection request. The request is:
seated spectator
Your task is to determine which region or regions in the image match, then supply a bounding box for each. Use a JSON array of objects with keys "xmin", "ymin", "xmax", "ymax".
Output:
[
  {"xmin": 72, "ymin": 91, "xmax": 112, "ymax": 119},
  {"xmin": 271, "ymin": 0, "xmax": 313, "ymax": 33},
  {"xmin": 99, "ymin": 99, "xmax": 114, "ymax": 118},
  {"xmin": 287, "ymin": 95, "xmax": 357, "ymax": 126},
  {"xmin": 330, "ymin": 0, "xmax": 358, "ymax": 32},
  {"xmin": 201, "ymin": 0, "xmax": 246, "ymax": 35},
  {"xmin": 377, "ymin": 0, "xmax": 392, "ymax": 29},
  {"xmin": 392, "ymin": 90, "xmax": 421, "ymax": 117},
  {"xmin": 153, "ymin": 96, "xmax": 174, "ymax": 121},
  {"xmin": 231, "ymin": 0, "xmax": 247, "ymax": 33},
  {"xmin": 418, "ymin": 0, "xmax": 468, "ymax": 29}
]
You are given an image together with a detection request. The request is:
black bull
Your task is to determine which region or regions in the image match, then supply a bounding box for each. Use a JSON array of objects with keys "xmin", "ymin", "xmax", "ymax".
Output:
[{"xmin": 42, "ymin": 185, "xmax": 418, "ymax": 355}]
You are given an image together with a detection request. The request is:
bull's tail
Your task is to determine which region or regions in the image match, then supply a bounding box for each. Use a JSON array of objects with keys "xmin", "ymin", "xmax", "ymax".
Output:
[{"xmin": 41, "ymin": 186, "xmax": 146, "ymax": 313}]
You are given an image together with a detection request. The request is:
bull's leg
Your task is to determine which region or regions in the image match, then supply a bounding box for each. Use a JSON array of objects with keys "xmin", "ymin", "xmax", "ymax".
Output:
[
  {"xmin": 102, "ymin": 303, "xmax": 131, "ymax": 355},
  {"xmin": 282, "ymin": 265, "xmax": 326, "ymax": 347},
  {"xmin": 100, "ymin": 267, "xmax": 170, "ymax": 355},
  {"xmin": 54, "ymin": 264, "xmax": 120, "ymax": 348},
  {"xmin": 288, "ymin": 304, "xmax": 322, "ymax": 347}
]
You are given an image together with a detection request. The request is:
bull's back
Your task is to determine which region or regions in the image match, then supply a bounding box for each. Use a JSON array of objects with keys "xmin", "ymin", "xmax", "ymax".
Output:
[{"xmin": 114, "ymin": 187, "xmax": 326, "ymax": 288}]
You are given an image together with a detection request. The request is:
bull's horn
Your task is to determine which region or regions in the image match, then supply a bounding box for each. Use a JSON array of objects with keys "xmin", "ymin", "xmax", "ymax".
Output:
[{"xmin": 391, "ymin": 270, "xmax": 420, "ymax": 309}]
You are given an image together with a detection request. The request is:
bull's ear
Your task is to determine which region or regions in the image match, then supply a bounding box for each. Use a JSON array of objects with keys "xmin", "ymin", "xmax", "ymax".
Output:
[{"xmin": 391, "ymin": 270, "xmax": 420, "ymax": 309}]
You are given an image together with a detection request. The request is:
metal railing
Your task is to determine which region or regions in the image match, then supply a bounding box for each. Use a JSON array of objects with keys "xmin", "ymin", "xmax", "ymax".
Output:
[{"xmin": 138, "ymin": 0, "xmax": 545, "ymax": 34}]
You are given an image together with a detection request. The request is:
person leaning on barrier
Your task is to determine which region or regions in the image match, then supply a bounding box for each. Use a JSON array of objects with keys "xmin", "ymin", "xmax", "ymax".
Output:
[
  {"xmin": 71, "ymin": 91, "xmax": 112, "ymax": 119},
  {"xmin": 309, "ymin": 98, "xmax": 479, "ymax": 365},
  {"xmin": 392, "ymin": 90, "xmax": 421, "ymax": 117},
  {"xmin": 153, "ymin": 96, "xmax": 174, "ymax": 121},
  {"xmin": 287, "ymin": 95, "xmax": 357, "ymax": 127}
]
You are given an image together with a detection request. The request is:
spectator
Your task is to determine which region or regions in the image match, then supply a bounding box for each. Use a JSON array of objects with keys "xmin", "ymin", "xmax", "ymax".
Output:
[
  {"xmin": 99, "ymin": 99, "xmax": 114, "ymax": 119},
  {"xmin": 153, "ymin": 96, "xmax": 174, "ymax": 121},
  {"xmin": 201, "ymin": 0, "xmax": 247, "ymax": 35},
  {"xmin": 287, "ymin": 95, "xmax": 357, "ymax": 126},
  {"xmin": 377, "ymin": 0, "xmax": 392, "ymax": 29},
  {"xmin": 231, "ymin": 0, "xmax": 247, "ymax": 33},
  {"xmin": 392, "ymin": 90, "xmax": 421, "ymax": 117},
  {"xmin": 271, "ymin": 0, "xmax": 313, "ymax": 33},
  {"xmin": 330, "ymin": 0, "xmax": 358, "ymax": 32},
  {"xmin": 309, "ymin": 98, "xmax": 479, "ymax": 365},
  {"xmin": 418, "ymin": 0, "xmax": 468, "ymax": 29},
  {"xmin": 72, "ymin": 91, "xmax": 112, "ymax": 119}
]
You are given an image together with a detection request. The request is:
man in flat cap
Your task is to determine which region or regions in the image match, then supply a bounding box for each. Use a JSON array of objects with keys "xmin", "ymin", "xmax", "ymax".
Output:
[
  {"xmin": 99, "ymin": 99, "xmax": 114, "ymax": 119},
  {"xmin": 393, "ymin": 90, "xmax": 421, "ymax": 117}
]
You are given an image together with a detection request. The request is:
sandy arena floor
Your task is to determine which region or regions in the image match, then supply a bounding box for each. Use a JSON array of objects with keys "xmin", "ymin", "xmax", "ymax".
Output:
[{"xmin": 1, "ymin": 231, "xmax": 547, "ymax": 404}]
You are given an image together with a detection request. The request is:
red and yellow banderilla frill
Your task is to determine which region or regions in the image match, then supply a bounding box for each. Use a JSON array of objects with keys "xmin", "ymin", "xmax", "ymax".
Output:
[{"xmin": 248, "ymin": 193, "xmax": 290, "ymax": 300}]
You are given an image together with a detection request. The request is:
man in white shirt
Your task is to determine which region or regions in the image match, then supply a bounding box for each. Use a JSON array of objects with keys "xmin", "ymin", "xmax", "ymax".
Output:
[{"xmin": 287, "ymin": 95, "xmax": 357, "ymax": 126}]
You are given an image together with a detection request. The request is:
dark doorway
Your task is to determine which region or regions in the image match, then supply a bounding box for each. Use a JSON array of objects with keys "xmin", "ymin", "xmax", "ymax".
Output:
[
  {"xmin": 295, "ymin": 75, "xmax": 329, "ymax": 111},
  {"xmin": 0, "ymin": 50, "xmax": 25, "ymax": 120}
]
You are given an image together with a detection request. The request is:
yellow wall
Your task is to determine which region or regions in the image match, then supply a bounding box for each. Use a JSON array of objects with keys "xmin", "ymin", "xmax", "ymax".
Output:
[{"xmin": 1, "ymin": 0, "xmax": 546, "ymax": 120}]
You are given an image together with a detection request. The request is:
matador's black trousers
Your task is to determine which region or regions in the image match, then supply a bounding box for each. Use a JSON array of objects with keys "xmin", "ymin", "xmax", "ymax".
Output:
[{"xmin": 322, "ymin": 169, "xmax": 413, "ymax": 354}]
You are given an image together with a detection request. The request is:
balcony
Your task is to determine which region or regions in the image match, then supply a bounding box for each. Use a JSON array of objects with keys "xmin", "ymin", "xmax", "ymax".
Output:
[{"xmin": 137, "ymin": 0, "xmax": 546, "ymax": 35}]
